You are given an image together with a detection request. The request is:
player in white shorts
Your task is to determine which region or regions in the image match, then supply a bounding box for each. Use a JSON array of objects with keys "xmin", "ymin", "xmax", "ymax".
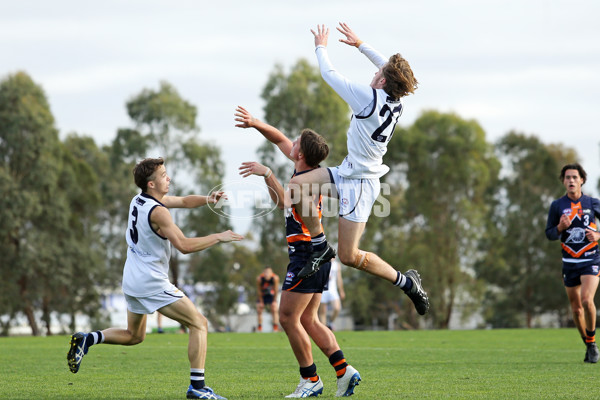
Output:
[
  {"xmin": 288, "ymin": 23, "xmax": 429, "ymax": 316},
  {"xmin": 67, "ymin": 157, "xmax": 243, "ymax": 400},
  {"xmin": 319, "ymin": 258, "xmax": 345, "ymax": 330}
]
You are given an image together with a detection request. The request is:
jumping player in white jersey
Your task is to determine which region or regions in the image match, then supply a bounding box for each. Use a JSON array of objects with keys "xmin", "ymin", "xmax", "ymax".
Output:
[
  {"xmin": 67, "ymin": 157, "xmax": 243, "ymax": 400},
  {"xmin": 287, "ymin": 23, "xmax": 429, "ymax": 316}
]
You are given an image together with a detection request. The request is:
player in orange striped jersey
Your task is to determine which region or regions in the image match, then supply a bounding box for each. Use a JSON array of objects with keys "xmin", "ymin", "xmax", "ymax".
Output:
[
  {"xmin": 236, "ymin": 106, "xmax": 361, "ymax": 397},
  {"xmin": 546, "ymin": 163, "xmax": 600, "ymax": 363}
]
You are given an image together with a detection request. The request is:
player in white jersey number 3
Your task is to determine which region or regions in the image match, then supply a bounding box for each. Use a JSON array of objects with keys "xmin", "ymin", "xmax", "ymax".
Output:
[
  {"xmin": 67, "ymin": 158, "xmax": 243, "ymax": 400},
  {"xmin": 288, "ymin": 23, "xmax": 429, "ymax": 316}
]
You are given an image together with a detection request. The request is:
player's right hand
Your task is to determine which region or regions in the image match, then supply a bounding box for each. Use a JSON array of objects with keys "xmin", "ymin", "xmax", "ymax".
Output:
[{"xmin": 218, "ymin": 230, "xmax": 244, "ymax": 243}]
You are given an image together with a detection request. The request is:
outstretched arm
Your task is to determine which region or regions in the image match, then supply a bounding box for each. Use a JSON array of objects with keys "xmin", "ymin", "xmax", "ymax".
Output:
[
  {"xmin": 151, "ymin": 206, "xmax": 243, "ymax": 254},
  {"xmin": 234, "ymin": 106, "xmax": 294, "ymax": 161},
  {"xmin": 239, "ymin": 161, "xmax": 286, "ymax": 210},
  {"xmin": 312, "ymin": 24, "xmax": 377, "ymax": 114}
]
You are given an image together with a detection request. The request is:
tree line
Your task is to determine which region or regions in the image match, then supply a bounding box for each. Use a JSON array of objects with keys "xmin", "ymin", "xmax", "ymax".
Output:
[{"xmin": 0, "ymin": 62, "xmax": 594, "ymax": 335}]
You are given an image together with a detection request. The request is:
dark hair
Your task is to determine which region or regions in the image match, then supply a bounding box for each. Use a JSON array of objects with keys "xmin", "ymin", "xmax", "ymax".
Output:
[
  {"xmin": 299, "ymin": 129, "xmax": 329, "ymax": 167},
  {"xmin": 133, "ymin": 157, "xmax": 164, "ymax": 192},
  {"xmin": 382, "ymin": 53, "xmax": 418, "ymax": 99},
  {"xmin": 560, "ymin": 163, "xmax": 587, "ymax": 184}
]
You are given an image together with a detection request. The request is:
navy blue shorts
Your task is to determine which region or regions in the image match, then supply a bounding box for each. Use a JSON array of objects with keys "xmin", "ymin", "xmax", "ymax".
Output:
[
  {"xmin": 282, "ymin": 257, "xmax": 332, "ymax": 293},
  {"xmin": 261, "ymin": 294, "xmax": 275, "ymax": 305},
  {"xmin": 562, "ymin": 260, "xmax": 600, "ymax": 287}
]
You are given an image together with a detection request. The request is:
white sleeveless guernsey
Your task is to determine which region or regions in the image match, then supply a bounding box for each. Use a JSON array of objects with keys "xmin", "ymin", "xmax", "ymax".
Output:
[{"xmin": 122, "ymin": 192, "xmax": 172, "ymax": 297}]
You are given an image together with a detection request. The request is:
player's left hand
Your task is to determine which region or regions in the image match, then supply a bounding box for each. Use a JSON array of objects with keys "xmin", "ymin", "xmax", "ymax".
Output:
[
  {"xmin": 586, "ymin": 228, "xmax": 600, "ymax": 243},
  {"xmin": 337, "ymin": 22, "xmax": 361, "ymax": 47}
]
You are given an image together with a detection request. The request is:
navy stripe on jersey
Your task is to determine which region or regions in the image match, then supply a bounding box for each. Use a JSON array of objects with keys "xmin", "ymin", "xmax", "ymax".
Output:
[
  {"xmin": 140, "ymin": 192, "xmax": 168, "ymax": 240},
  {"xmin": 355, "ymin": 88, "xmax": 377, "ymax": 120}
]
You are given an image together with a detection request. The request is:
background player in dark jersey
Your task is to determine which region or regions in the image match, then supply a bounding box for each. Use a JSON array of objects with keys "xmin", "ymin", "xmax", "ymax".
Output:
[
  {"xmin": 546, "ymin": 163, "xmax": 600, "ymax": 363},
  {"xmin": 256, "ymin": 266, "xmax": 280, "ymax": 332},
  {"xmin": 236, "ymin": 106, "xmax": 361, "ymax": 397}
]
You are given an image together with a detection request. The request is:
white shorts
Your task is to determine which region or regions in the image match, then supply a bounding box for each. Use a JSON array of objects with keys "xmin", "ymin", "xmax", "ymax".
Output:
[
  {"xmin": 124, "ymin": 284, "xmax": 185, "ymax": 314},
  {"xmin": 328, "ymin": 167, "xmax": 380, "ymax": 223},
  {"xmin": 321, "ymin": 289, "xmax": 340, "ymax": 303}
]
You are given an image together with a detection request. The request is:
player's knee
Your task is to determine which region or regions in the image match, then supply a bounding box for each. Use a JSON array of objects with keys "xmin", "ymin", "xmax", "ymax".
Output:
[
  {"xmin": 188, "ymin": 312, "xmax": 208, "ymax": 332},
  {"xmin": 128, "ymin": 331, "xmax": 145, "ymax": 345},
  {"xmin": 279, "ymin": 310, "xmax": 294, "ymax": 328},
  {"xmin": 582, "ymin": 297, "xmax": 595, "ymax": 311},
  {"xmin": 340, "ymin": 250, "xmax": 370, "ymax": 271},
  {"xmin": 300, "ymin": 313, "xmax": 317, "ymax": 328}
]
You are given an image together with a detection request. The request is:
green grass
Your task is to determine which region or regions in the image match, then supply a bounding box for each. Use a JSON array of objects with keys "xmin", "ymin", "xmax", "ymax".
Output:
[{"xmin": 0, "ymin": 328, "xmax": 596, "ymax": 399}]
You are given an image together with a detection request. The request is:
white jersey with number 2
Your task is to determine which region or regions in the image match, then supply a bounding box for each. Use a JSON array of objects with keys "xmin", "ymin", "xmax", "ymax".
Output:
[
  {"xmin": 122, "ymin": 192, "xmax": 172, "ymax": 297},
  {"xmin": 315, "ymin": 43, "xmax": 403, "ymax": 179}
]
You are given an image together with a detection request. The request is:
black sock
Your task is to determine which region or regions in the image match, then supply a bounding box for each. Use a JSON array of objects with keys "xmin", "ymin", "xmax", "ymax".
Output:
[
  {"xmin": 586, "ymin": 329, "xmax": 596, "ymax": 343},
  {"xmin": 329, "ymin": 350, "xmax": 348, "ymax": 379},
  {"xmin": 395, "ymin": 271, "xmax": 413, "ymax": 292},
  {"xmin": 191, "ymin": 368, "xmax": 205, "ymax": 390},
  {"xmin": 85, "ymin": 331, "xmax": 104, "ymax": 349},
  {"xmin": 299, "ymin": 363, "xmax": 318, "ymax": 381},
  {"xmin": 311, "ymin": 233, "xmax": 327, "ymax": 252}
]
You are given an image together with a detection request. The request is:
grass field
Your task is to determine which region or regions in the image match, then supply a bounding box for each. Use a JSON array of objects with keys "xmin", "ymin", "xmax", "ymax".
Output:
[{"xmin": 0, "ymin": 328, "xmax": 596, "ymax": 399}]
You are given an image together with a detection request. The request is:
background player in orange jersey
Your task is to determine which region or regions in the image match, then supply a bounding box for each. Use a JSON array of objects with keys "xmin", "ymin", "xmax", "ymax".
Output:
[{"xmin": 256, "ymin": 266, "xmax": 280, "ymax": 332}]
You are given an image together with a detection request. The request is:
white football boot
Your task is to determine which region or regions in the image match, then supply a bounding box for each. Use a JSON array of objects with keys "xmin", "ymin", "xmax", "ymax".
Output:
[
  {"xmin": 285, "ymin": 377, "xmax": 323, "ymax": 398},
  {"xmin": 335, "ymin": 365, "xmax": 361, "ymax": 397}
]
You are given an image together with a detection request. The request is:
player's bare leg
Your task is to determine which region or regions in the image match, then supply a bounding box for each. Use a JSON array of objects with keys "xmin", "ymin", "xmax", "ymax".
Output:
[
  {"xmin": 160, "ymin": 297, "xmax": 225, "ymax": 398},
  {"xmin": 67, "ymin": 311, "xmax": 147, "ymax": 374},
  {"xmin": 566, "ymin": 285, "xmax": 586, "ymax": 340},
  {"xmin": 581, "ymin": 275, "xmax": 599, "ymax": 363},
  {"xmin": 337, "ymin": 218, "xmax": 397, "ymax": 282},
  {"xmin": 256, "ymin": 302, "xmax": 265, "ymax": 331},
  {"xmin": 336, "ymin": 217, "xmax": 429, "ymax": 315},
  {"xmin": 580, "ymin": 275, "xmax": 599, "ymax": 334},
  {"xmin": 102, "ymin": 311, "xmax": 147, "ymax": 345},
  {"xmin": 159, "ymin": 297, "xmax": 207, "ymax": 369},
  {"xmin": 566, "ymin": 283, "xmax": 598, "ymax": 363},
  {"xmin": 279, "ymin": 291, "xmax": 316, "ymax": 366},
  {"xmin": 299, "ymin": 293, "xmax": 338, "ymax": 356},
  {"xmin": 270, "ymin": 302, "xmax": 280, "ymax": 331}
]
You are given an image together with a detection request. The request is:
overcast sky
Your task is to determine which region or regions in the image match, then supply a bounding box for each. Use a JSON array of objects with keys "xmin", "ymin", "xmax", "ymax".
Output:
[{"xmin": 3, "ymin": 0, "xmax": 599, "ymax": 232}]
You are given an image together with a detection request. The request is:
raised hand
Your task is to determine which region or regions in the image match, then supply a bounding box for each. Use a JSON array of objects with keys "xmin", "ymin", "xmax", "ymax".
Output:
[
  {"xmin": 337, "ymin": 22, "xmax": 362, "ymax": 47},
  {"xmin": 234, "ymin": 105, "xmax": 256, "ymax": 129},
  {"xmin": 310, "ymin": 24, "xmax": 329, "ymax": 47}
]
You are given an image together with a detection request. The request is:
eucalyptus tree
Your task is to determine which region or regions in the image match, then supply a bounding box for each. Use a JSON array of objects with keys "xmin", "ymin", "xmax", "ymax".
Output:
[
  {"xmin": 388, "ymin": 111, "xmax": 500, "ymax": 328},
  {"xmin": 0, "ymin": 72, "xmax": 105, "ymax": 335}
]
